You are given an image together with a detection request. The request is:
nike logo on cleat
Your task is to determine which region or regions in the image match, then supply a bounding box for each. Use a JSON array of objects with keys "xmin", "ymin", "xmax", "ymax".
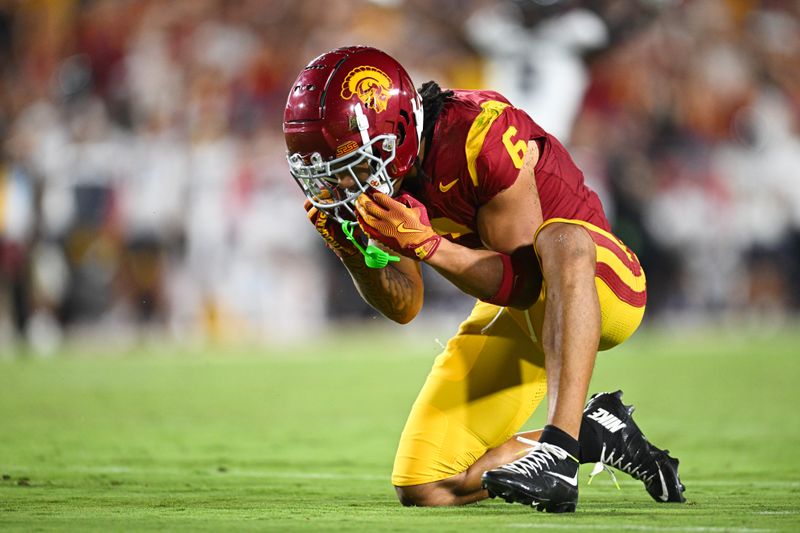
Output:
[
  {"xmin": 545, "ymin": 471, "xmax": 578, "ymax": 487},
  {"xmin": 656, "ymin": 465, "xmax": 669, "ymax": 502}
]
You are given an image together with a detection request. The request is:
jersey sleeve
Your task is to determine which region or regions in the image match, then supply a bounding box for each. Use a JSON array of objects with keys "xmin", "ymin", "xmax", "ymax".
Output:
[{"xmin": 470, "ymin": 105, "xmax": 541, "ymax": 205}]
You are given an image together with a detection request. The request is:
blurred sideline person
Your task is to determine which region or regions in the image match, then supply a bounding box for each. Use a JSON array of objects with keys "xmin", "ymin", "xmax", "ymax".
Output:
[
  {"xmin": 283, "ymin": 46, "xmax": 685, "ymax": 512},
  {"xmin": 465, "ymin": 1, "xmax": 609, "ymax": 142}
]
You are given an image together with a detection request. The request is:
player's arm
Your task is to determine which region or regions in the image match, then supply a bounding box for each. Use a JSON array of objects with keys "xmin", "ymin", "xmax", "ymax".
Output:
[
  {"xmin": 340, "ymin": 247, "xmax": 424, "ymax": 325},
  {"xmin": 304, "ymin": 200, "xmax": 423, "ymax": 324},
  {"xmin": 355, "ymin": 140, "xmax": 543, "ymax": 309},
  {"xmin": 428, "ymin": 140, "xmax": 544, "ymax": 305},
  {"xmin": 435, "ymin": 138, "xmax": 602, "ymax": 389}
]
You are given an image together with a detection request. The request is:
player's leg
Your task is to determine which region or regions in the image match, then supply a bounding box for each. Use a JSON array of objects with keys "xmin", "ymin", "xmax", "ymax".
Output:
[
  {"xmin": 395, "ymin": 429, "xmax": 543, "ymax": 506},
  {"xmin": 392, "ymin": 300, "xmax": 547, "ymax": 506},
  {"xmin": 575, "ymin": 227, "xmax": 684, "ymax": 502},
  {"xmin": 538, "ymin": 221, "xmax": 602, "ymax": 439},
  {"xmin": 481, "ymin": 219, "xmax": 648, "ymax": 512}
]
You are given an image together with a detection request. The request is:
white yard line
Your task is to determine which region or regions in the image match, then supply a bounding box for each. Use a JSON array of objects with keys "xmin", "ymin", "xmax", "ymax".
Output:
[
  {"xmin": 230, "ymin": 470, "xmax": 386, "ymax": 481},
  {"xmin": 590, "ymin": 479, "xmax": 800, "ymax": 489},
  {"xmin": 507, "ymin": 525, "xmax": 773, "ymax": 532},
  {"xmin": 6, "ymin": 465, "xmax": 387, "ymax": 481},
  {"xmin": 5, "ymin": 465, "xmax": 800, "ymax": 488}
]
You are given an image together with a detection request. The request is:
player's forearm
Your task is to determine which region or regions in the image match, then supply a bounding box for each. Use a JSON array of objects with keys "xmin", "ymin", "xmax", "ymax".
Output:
[
  {"xmin": 341, "ymin": 254, "xmax": 423, "ymax": 324},
  {"xmin": 424, "ymin": 239, "xmax": 505, "ymax": 302}
]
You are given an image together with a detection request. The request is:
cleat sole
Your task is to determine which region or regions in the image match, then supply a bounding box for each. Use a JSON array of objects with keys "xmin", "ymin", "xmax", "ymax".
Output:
[
  {"xmin": 482, "ymin": 479, "xmax": 577, "ymax": 513},
  {"xmin": 537, "ymin": 501, "xmax": 577, "ymax": 513}
]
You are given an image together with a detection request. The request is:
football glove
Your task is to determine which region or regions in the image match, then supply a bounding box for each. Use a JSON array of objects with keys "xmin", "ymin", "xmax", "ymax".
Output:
[
  {"xmin": 354, "ymin": 192, "xmax": 441, "ymax": 261},
  {"xmin": 304, "ymin": 199, "xmax": 365, "ymax": 258}
]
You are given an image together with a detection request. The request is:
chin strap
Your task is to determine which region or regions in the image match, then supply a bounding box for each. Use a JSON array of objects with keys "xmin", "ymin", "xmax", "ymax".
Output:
[
  {"xmin": 353, "ymin": 103, "xmax": 373, "ymax": 155},
  {"xmin": 340, "ymin": 220, "xmax": 400, "ymax": 269}
]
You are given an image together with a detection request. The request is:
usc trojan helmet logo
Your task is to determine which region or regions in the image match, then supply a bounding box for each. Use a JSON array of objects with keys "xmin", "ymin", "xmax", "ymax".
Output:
[{"xmin": 340, "ymin": 66, "xmax": 393, "ymax": 113}]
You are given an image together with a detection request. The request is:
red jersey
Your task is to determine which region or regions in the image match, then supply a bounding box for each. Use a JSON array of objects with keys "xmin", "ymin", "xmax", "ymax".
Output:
[{"xmin": 404, "ymin": 90, "xmax": 609, "ymax": 248}]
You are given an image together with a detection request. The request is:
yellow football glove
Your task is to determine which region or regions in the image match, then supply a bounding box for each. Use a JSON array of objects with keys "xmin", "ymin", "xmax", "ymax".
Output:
[{"xmin": 354, "ymin": 192, "xmax": 441, "ymax": 261}]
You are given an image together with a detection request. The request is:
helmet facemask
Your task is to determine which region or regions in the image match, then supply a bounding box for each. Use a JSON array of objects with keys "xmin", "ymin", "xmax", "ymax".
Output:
[
  {"xmin": 288, "ymin": 132, "xmax": 398, "ymax": 222},
  {"xmin": 287, "ymin": 96, "xmax": 423, "ymax": 223}
]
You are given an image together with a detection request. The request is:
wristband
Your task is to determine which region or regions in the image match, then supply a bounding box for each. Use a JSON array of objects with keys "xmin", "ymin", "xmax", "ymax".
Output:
[{"xmin": 484, "ymin": 253, "xmax": 515, "ymax": 307}]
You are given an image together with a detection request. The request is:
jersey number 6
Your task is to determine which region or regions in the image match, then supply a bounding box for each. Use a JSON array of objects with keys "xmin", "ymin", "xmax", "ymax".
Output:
[{"xmin": 502, "ymin": 126, "xmax": 527, "ymax": 169}]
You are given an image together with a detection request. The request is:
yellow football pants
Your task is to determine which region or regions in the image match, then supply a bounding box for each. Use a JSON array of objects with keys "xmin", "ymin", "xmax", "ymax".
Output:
[{"xmin": 391, "ymin": 219, "xmax": 647, "ymax": 486}]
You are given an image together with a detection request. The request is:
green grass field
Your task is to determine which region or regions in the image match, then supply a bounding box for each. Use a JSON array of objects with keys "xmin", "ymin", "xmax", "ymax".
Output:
[{"xmin": 1, "ymin": 324, "xmax": 799, "ymax": 531}]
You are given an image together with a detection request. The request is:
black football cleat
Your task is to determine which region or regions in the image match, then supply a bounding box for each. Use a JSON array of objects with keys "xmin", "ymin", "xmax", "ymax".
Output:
[
  {"xmin": 581, "ymin": 390, "xmax": 686, "ymax": 503},
  {"xmin": 482, "ymin": 442, "xmax": 579, "ymax": 513}
]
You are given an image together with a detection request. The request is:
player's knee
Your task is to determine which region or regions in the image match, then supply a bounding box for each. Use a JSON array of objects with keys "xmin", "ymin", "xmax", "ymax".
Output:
[
  {"xmin": 536, "ymin": 222, "xmax": 595, "ymax": 265},
  {"xmin": 394, "ymin": 483, "xmax": 456, "ymax": 507}
]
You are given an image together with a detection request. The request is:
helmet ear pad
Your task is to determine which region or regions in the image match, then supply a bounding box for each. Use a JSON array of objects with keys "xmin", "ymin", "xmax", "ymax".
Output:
[
  {"xmin": 386, "ymin": 73, "xmax": 423, "ymax": 179},
  {"xmin": 397, "ymin": 110, "xmax": 411, "ymax": 146},
  {"xmin": 384, "ymin": 111, "xmax": 411, "ymax": 177}
]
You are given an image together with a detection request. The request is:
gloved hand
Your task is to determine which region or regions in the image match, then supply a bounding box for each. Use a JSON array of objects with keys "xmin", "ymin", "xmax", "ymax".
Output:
[
  {"xmin": 354, "ymin": 192, "xmax": 441, "ymax": 261},
  {"xmin": 304, "ymin": 200, "xmax": 365, "ymax": 258}
]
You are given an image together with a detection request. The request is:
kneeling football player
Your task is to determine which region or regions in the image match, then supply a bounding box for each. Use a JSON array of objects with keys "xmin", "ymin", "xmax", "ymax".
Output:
[{"xmin": 284, "ymin": 46, "xmax": 685, "ymax": 512}]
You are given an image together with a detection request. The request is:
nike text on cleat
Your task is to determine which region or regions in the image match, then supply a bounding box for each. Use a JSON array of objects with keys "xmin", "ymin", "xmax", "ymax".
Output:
[
  {"xmin": 586, "ymin": 407, "xmax": 627, "ymax": 433},
  {"xmin": 481, "ymin": 442, "xmax": 579, "ymax": 513},
  {"xmin": 582, "ymin": 390, "xmax": 687, "ymax": 503}
]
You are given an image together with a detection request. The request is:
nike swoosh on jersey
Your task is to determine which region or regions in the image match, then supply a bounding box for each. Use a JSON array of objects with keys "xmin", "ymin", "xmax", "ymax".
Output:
[
  {"xmin": 545, "ymin": 470, "xmax": 578, "ymax": 487},
  {"xmin": 396, "ymin": 223, "xmax": 424, "ymax": 234},
  {"xmin": 656, "ymin": 465, "xmax": 669, "ymax": 501},
  {"xmin": 438, "ymin": 179, "xmax": 458, "ymax": 193}
]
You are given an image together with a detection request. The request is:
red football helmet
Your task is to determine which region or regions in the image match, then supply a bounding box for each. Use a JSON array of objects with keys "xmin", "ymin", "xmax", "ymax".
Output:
[{"xmin": 283, "ymin": 46, "xmax": 423, "ymax": 221}]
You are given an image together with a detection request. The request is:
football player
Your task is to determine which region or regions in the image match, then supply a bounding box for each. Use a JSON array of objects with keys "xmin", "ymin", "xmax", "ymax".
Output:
[{"xmin": 283, "ymin": 46, "xmax": 685, "ymax": 512}]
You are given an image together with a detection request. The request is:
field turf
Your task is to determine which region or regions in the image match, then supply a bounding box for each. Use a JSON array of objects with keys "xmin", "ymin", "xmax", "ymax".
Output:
[{"xmin": 1, "ymin": 324, "xmax": 799, "ymax": 531}]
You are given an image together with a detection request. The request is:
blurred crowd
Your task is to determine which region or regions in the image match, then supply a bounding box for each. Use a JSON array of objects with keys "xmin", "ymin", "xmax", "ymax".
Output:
[{"xmin": 0, "ymin": 0, "xmax": 798, "ymax": 352}]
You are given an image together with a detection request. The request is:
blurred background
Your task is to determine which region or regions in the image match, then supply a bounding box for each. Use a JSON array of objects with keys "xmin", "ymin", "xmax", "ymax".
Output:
[{"xmin": 0, "ymin": 0, "xmax": 799, "ymax": 355}]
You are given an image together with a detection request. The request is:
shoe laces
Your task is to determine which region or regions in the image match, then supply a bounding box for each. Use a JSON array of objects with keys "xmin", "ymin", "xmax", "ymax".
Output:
[
  {"xmin": 501, "ymin": 442, "xmax": 572, "ymax": 477},
  {"xmin": 588, "ymin": 462, "xmax": 620, "ymax": 489},
  {"xmin": 590, "ymin": 442, "xmax": 666, "ymax": 485}
]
